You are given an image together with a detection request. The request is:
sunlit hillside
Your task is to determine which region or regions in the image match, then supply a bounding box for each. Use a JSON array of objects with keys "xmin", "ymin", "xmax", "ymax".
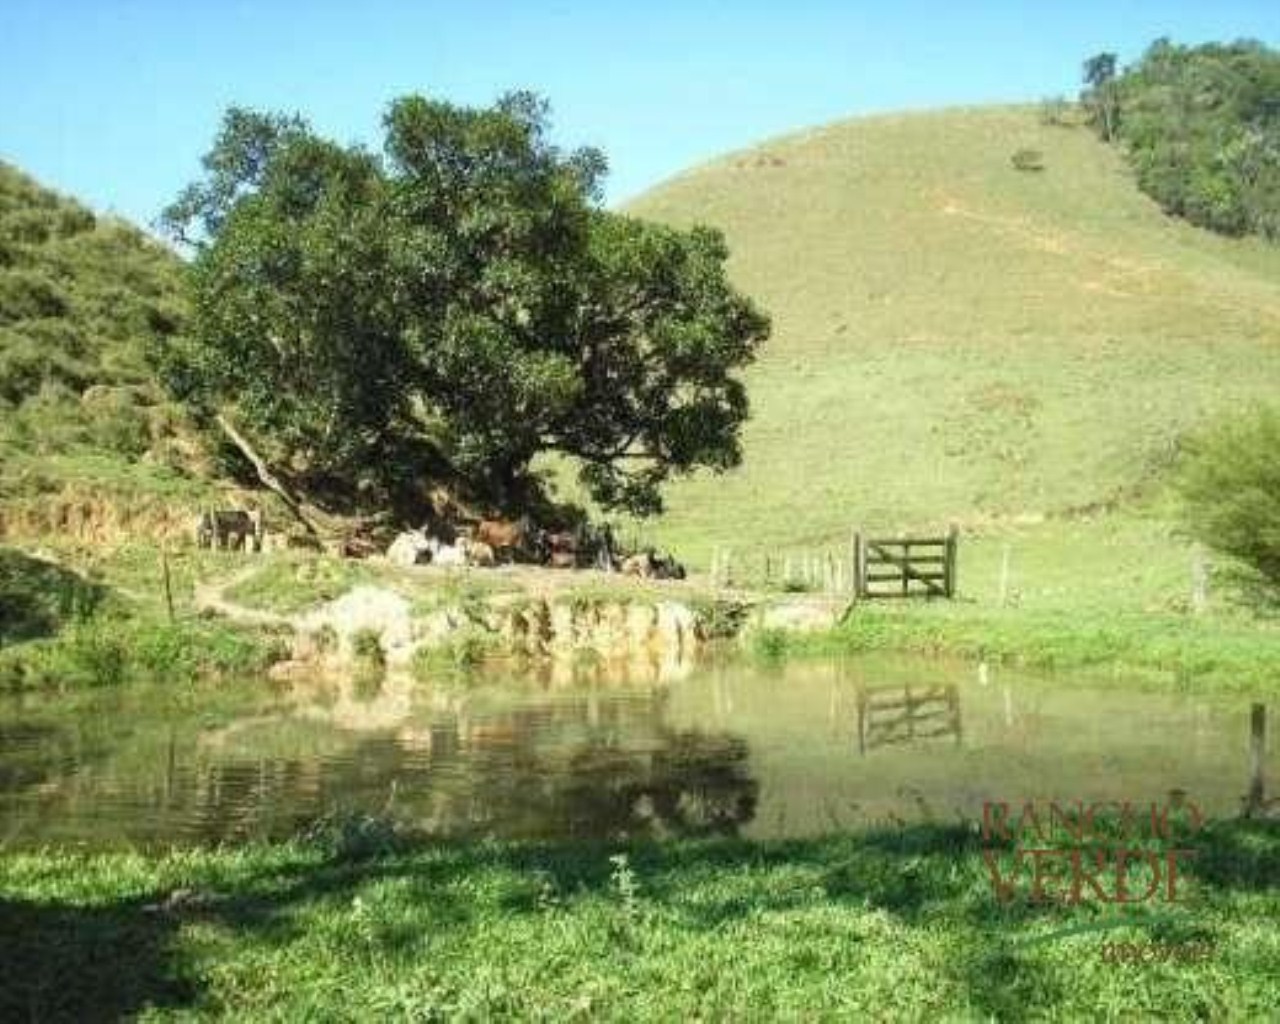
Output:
[{"xmin": 625, "ymin": 106, "xmax": 1280, "ymax": 561}]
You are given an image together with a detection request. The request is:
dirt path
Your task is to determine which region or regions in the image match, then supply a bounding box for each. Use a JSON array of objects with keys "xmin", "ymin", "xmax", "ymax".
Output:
[{"xmin": 192, "ymin": 566, "xmax": 295, "ymax": 628}]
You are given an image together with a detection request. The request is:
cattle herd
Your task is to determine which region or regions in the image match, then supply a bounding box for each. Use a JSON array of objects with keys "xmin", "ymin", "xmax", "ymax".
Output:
[
  {"xmin": 194, "ymin": 508, "xmax": 686, "ymax": 580},
  {"xmin": 386, "ymin": 516, "xmax": 686, "ymax": 580}
]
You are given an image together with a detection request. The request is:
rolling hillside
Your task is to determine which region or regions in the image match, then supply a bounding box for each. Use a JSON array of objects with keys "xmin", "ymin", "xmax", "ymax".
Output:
[
  {"xmin": 0, "ymin": 162, "xmax": 212, "ymax": 538},
  {"xmin": 625, "ymin": 106, "xmax": 1280, "ymax": 562}
]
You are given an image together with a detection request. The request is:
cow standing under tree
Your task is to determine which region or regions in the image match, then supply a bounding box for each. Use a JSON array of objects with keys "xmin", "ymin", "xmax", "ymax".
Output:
[{"xmin": 194, "ymin": 509, "xmax": 265, "ymax": 552}]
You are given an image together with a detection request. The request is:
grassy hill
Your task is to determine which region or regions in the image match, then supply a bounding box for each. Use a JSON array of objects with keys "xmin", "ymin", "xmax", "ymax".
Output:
[
  {"xmin": 624, "ymin": 106, "xmax": 1280, "ymax": 567},
  {"xmin": 0, "ymin": 162, "xmax": 213, "ymax": 536}
]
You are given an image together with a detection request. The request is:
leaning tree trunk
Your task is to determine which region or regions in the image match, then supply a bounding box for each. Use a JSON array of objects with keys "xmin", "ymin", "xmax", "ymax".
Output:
[{"xmin": 214, "ymin": 413, "xmax": 322, "ymax": 537}]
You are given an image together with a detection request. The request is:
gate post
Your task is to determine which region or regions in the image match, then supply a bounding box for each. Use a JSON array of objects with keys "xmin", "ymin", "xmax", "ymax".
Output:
[
  {"xmin": 855, "ymin": 532, "xmax": 867, "ymax": 599},
  {"xmin": 945, "ymin": 524, "xmax": 959, "ymax": 599}
]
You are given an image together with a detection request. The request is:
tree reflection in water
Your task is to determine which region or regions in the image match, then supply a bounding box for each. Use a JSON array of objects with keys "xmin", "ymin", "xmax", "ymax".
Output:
[{"xmin": 0, "ymin": 682, "xmax": 759, "ymax": 846}]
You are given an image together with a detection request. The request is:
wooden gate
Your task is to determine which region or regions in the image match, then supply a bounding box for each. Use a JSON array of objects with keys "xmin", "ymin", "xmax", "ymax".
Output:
[{"xmin": 854, "ymin": 527, "xmax": 958, "ymax": 599}]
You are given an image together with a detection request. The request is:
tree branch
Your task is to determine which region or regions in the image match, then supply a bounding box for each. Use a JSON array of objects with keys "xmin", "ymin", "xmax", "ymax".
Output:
[{"xmin": 215, "ymin": 412, "xmax": 320, "ymax": 536}]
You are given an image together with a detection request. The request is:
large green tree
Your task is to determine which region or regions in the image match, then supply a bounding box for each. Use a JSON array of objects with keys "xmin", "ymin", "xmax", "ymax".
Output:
[{"xmin": 161, "ymin": 94, "xmax": 768, "ymax": 517}]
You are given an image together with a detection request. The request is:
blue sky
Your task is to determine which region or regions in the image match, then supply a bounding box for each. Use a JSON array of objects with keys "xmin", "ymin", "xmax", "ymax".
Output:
[{"xmin": 2, "ymin": 1, "xmax": 1277, "ymax": 229}]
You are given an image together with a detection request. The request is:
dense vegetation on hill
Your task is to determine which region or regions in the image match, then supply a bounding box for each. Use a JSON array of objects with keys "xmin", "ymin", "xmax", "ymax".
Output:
[
  {"xmin": 1083, "ymin": 39, "xmax": 1280, "ymax": 240},
  {"xmin": 0, "ymin": 162, "xmax": 196, "ymax": 488},
  {"xmin": 624, "ymin": 105, "xmax": 1280, "ymax": 566}
]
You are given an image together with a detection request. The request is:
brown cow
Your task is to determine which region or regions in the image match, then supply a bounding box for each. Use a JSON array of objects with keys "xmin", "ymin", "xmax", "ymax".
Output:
[{"xmin": 474, "ymin": 516, "xmax": 536, "ymax": 562}]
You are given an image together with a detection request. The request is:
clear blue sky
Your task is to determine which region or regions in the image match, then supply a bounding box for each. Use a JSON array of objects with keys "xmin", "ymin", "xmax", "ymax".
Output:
[{"xmin": 2, "ymin": 1, "xmax": 1277, "ymax": 229}]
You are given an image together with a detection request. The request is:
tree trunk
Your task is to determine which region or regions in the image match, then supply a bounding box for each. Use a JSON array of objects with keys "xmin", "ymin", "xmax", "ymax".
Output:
[{"xmin": 215, "ymin": 413, "xmax": 320, "ymax": 537}]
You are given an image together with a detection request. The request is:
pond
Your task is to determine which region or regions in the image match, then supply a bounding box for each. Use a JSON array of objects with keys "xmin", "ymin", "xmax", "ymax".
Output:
[{"xmin": 0, "ymin": 654, "xmax": 1272, "ymax": 849}]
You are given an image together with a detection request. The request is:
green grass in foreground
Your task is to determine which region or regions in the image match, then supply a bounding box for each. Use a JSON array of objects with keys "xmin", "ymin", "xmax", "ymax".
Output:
[{"xmin": 1, "ymin": 818, "xmax": 1276, "ymax": 1020}]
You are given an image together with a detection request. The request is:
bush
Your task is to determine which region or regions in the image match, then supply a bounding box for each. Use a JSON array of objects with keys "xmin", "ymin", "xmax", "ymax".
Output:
[
  {"xmin": 0, "ymin": 614, "xmax": 289, "ymax": 691},
  {"xmin": 1011, "ymin": 148, "xmax": 1046, "ymax": 172},
  {"xmin": 1177, "ymin": 405, "xmax": 1280, "ymax": 587},
  {"xmin": 350, "ymin": 627, "xmax": 386, "ymax": 690},
  {"xmin": 350, "ymin": 628, "xmax": 385, "ymax": 665}
]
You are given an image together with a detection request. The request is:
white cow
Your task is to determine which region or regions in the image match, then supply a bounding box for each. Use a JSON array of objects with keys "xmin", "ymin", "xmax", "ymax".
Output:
[
  {"xmin": 386, "ymin": 530, "xmax": 432, "ymax": 566},
  {"xmin": 428, "ymin": 537, "xmax": 468, "ymax": 567}
]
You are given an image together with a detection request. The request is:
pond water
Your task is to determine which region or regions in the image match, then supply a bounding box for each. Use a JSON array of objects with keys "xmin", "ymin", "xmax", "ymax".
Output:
[{"xmin": 0, "ymin": 654, "xmax": 1273, "ymax": 849}]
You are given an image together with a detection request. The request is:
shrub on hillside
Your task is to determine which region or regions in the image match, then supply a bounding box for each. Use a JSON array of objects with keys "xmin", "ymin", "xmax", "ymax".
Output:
[
  {"xmin": 1177, "ymin": 405, "xmax": 1280, "ymax": 587},
  {"xmin": 1011, "ymin": 148, "xmax": 1046, "ymax": 172}
]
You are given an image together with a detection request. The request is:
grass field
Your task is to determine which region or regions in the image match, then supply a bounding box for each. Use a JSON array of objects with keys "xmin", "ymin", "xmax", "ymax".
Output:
[
  {"xmin": 2, "ymin": 818, "xmax": 1277, "ymax": 1021},
  {"xmin": 622, "ymin": 105, "xmax": 1280, "ymax": 564}
]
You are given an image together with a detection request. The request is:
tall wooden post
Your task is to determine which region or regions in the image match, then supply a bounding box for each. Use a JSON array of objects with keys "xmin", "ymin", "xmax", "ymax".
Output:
[
  {"xmin": 1191, "ymin": 543, "xmax": 1209, "ymax": 615},
  {"xmin": 852, "ymin": 532, "xmax": 865, "ymax": 599},
  {"xmin": 1246, "ymin": 703, "xmax": 1266, "ymax": 817},
  {"xmin": 945, "ymin": 524, "xmax": 959, "ymax": 599},
  {"xmin": 160, "ymin": 546, "xmax": 175, "ymax": 623}
]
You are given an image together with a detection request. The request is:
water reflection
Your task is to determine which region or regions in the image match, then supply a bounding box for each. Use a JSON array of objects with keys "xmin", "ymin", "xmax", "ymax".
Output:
[
  {"xmin": 855, "ymin": 684, "xmax": 961, "ymax": 754},
  {"xmin": 0, "ymin": 677, "xmax": 757, "ymax": 847},
  {"xmin": 1244, "ymin": 702, "xmax": 1270, "ymax": 818},
  {"xmin": 0, "ymin": 656, "xmax": 1274, "ymax": 849}
]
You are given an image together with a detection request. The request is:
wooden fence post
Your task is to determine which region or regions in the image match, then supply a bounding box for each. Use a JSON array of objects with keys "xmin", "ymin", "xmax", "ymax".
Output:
[
  {"xmin": 998, "ymin": 542, "xmax": 1012, "ymax": 608},
  {"xmin": 1247, "ymin": 703, "xmax": 1266, "ymax": 817},
  {"xmin": 160, "ymin": 546, "xmax": 175, "ymax": 623},
  {"xmin": 1191, "ymin": 543, "xmax": 1209, "ymax": 615},
  {"xmin": 945, "ymin": 524, "xmax": 959, "ymax": 599}
]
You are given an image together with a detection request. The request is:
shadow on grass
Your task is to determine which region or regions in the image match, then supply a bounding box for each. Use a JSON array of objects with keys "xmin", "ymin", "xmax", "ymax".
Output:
[
  {"xmin": 0, "ymin": 895, "xmax": 194, "ymax": 1022},
  {"xmin": 1, "ymin": 816, "xmax": 1275, "ymax": 1020},
  {"xmin": 0, "ymin": 548, "xmax": 108, "ymax": 644}
]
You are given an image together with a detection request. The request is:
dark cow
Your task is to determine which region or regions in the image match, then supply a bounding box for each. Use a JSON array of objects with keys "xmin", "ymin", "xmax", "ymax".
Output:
[
  {"xmin": 544, "ymin": 530, "xmax": 578, "ymax": 569},
  {"xmin": 194, "ymin": 509, "xmax": 264, "ymax": 552}
]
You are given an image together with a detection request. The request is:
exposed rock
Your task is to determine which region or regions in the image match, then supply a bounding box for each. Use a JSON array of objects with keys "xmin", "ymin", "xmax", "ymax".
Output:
[
  {"xmin": 300, "ymin": 585, "xmax": 416, "ymax": 664},
  {"xmin": 656, "ymin": 601, "xmax": 697, "ymax": 653}
]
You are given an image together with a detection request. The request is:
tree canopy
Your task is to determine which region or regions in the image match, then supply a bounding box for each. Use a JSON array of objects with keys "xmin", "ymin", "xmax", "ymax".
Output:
[
  {"xmin": 1083, "ymin": 39, "xmax": 1280, "ymax": 240},
  {"xmin": 161, "ymin": 94, "xmax": 769, "ymax": 517}
]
